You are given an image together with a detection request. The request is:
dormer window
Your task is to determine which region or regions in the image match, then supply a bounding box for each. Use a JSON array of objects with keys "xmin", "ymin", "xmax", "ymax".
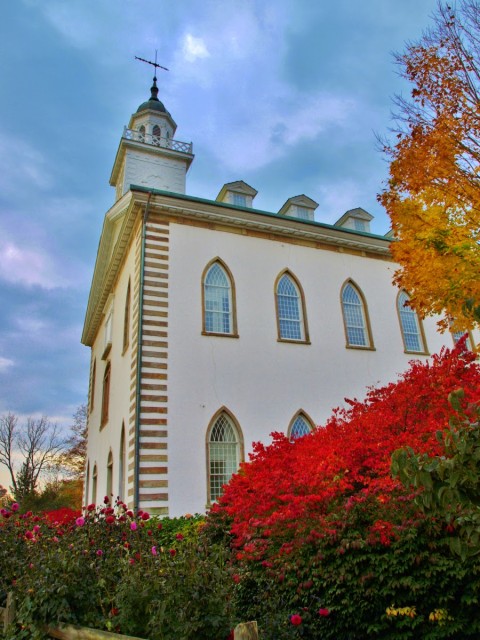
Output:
[
  {"xmin": 233, "ymin": 193, "xmax": 247, "ymax": 207},
  {"xmin": 216, "ymin": 181, "xmax": 258, "ymax": 208},
  {"xmin": 278, "ymin": 195, "xmax": 318, "ymax": 221},
  {"xmin": 334, "ymin": 207, "xmax": 373, "ymax": 234}
]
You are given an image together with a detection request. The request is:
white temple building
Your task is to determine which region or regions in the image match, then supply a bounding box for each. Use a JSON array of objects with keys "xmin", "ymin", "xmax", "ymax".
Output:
[{"xmin": 81, "ymin": 76, "xmax": 479, "ymax": 516}]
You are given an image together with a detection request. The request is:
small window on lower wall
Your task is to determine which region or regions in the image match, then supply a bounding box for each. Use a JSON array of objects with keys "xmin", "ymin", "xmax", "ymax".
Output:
[
  {"xmin": 206, "ymin": 409, "xmax": 244, "ymax": 503},
  {"xmin": 397, "ymin": 291, "xmax": 427, "ymax": 354},
  {"xmin": 288, "ymin": 412, "xmax": 314, "ymax": 441}
]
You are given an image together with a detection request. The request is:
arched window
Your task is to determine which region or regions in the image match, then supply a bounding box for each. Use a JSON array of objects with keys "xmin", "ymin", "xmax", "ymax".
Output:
[
  {"xmin": 202, "ymin": 260, "xmax": 237, "ymax": 336},
  {"xmin": 397, "ymin": 291, "xmax": 427, "ymax": 353},
  {"xmin": 275, "ymin": 271, "xmax": 309, "ymax": 342},
  {"xmin": 341, "ymin": 281, "xmax": 373, "ymax": 348},
  {"xmin": 106, "ymin": 451, "xmax": 113, "ymax": 501},
  {"xmin": 123, "ymin": 280, "xmax": 131, "ymax": 353},
  {"xmin": 89, "ymin": 358, "xmax": 96, "ymax": 411},
  {"xmin": 119, "ymin": 423, "xmax": 126, "ymax": 500},
  {"xmin": 152, "ymin": 124, "xmax": 161, "ymax": 145},
  {"xmin": 207, "ymin": 410, "xmax": 243, "ymax": 503},
  {"xmin": 138, "ymin": 125, "xmax": 145, "ymax": 142},
  {"xmin": 288, "ymin": 412, "xmax": 314, "ymax": 441},
  {"xmin": 92, "ymin": 464, "xmax": 98, "ymax": 504},
  {"xmin": 101, "ymin": 362, "xmax": 111, "ymax": 427},
  {"xmin": 452, "ymin": 329, "xmax": 474, "ymax": 351},
  {"xmin": 85, "ymin": 461, "xmax": 90, "ymax": 506}
]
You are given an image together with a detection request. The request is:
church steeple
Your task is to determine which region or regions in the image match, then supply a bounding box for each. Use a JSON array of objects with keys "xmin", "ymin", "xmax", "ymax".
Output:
[{"xmin": 109, "ymin": 65, "xmax": 194, "ymax": 201}]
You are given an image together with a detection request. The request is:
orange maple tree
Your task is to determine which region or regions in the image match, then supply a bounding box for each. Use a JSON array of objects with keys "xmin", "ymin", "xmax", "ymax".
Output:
[{"xmin": 380, "ymin": 0, "xmax": 480, "ymax": 330}]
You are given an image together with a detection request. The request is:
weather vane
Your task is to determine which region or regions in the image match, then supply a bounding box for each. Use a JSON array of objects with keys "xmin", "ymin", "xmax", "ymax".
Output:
[{"xmin": 135, "ymin": 50, "xmax": 169, "ymax": 77}]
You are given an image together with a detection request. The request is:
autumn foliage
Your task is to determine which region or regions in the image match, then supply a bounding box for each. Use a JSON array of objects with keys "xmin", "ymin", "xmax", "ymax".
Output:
[
  {"xmin": 208, "ymin": 345, "xmax": 480, "ymax": 638},
  {"xmin": 380, "ymin": 1, "xmax": 480, "ymax": 329}
]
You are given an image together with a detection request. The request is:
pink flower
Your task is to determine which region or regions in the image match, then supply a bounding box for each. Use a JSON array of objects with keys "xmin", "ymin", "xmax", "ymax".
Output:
[
  {"xmin": 25, "ymin": 530, "xmax": 33, "ymax": 540},
  {"xmin": 33, "ymin": 525, "xmax": 40, "ymax": 533},
  {"xmin": 318, "ymin": 608, "xmax": 330, "ymax": 617},
  {"xmin": 141, "ymin": 512, "xmax": 150, "ymax": 521},
  {"xmin": 129, "ymin": 558, "xmax": 135, "ymax": 565},
  {"xmin": 104, "ymin": 496, "xmax": 110, "ymax": 504},
  {"xmin": 105, "ymin": 515, "xmax": 115, "ymax": 524},
  {"xmin": 52, "ymin": 536, "xmax": 59, "ymax": 543},
  {"xmin": 96, "ymin": 549, "xmax": 103, "ymax": 556},
  {"xmin": 87, "ymin": 503, "xmax": 95, "ymax": 511},
  {"xmin": 11, "ymin": 503, "xmax": 19, "ymax": 512},
  {"xmin": 76, "ymin": 517, "xmax": 85, "ymax": 527},
  {"xmin": 151, "ymin": 546, "xmax": 157, "ymax": 556},
  {"xmin": 290, "ymin": 614, "xmax": 302, "ymax": 626},
  {"xmin": 130, "ymin": 522, "xmax": 137, "ymax": 531},
  {"xmin": 169, "ymin": 549, "xmax": 176, "ymax": 557},
  {"xmin": 175, "ymin": 533, "xmax": 184, "ymax": 541}
]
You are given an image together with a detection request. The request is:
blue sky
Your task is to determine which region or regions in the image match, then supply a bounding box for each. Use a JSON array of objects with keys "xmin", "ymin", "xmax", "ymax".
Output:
[{"xmin": 0, "ymin": 0, "xmax": 438, "ymax": 484}]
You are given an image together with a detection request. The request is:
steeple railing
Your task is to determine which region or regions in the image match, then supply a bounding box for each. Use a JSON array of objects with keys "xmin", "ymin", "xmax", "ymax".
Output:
[{"xmin": 123, "ymin": 127, "xmax": 192, "ymax": 154}]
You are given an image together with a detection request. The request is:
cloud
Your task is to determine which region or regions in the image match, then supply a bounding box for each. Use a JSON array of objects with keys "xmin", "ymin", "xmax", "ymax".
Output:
[
  {"xmin": 0, "ymin": 239, "xmax": 66, "ymax": 290},
  {"xmin": 0, "ymin": 357, "xmax": 14, "ymax": 373},
  {"xmin": 0, "ymin": 133, "xmax": 52, "ymax": 195},
  {"xmin": 183, "ymin": 34, "xmax": 210, "ymax": 62}
]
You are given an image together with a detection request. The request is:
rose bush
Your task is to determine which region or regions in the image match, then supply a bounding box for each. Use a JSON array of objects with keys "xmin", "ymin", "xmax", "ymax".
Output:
[{"xmin": 0, "ymin": 500, "xmax": 233, "ymax": 639}]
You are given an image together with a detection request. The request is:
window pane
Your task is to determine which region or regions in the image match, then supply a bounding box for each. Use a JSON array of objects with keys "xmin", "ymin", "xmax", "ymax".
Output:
[
  {"xmin": 233, "ymin": 194, "xmax": 246, "ymax": 206},
  {"xmin": 204, "ymin": 263, "xmax": 232, "ymax": 333},
  {"xmin": 277, "ymin": 275, "xmax": 304, "ymax": 340},
  {"xmin": 342, "ymin": 284, "xmax": 368, "ymax": 347},
  {"xmin": 209, "ymin": 415, "xmax": 239, "ymax": 502},
  {"xmin": 398, "ymin": 292, "xmax": 424, "ymax": 352},
  {"xmin": 452, "ymin": 330, "xmax": 472, "ymax": 350},
  {"xmin": 290, "ymin": 415, "xmax": 311, "ymax": 440}
]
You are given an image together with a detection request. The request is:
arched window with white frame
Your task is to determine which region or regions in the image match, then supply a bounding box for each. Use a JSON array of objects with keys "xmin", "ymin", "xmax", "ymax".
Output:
[
  {"xmin": 202, "ymin": 259, "xmax": 237, "ymax": 336},
  {"xmin": 152, "ymin": 124, "xmax": 161, "ymax": 145},
  {"xmin": 341, "ymin": 280, "xmax": 373, "ymax": 348},
  {"xmin": 397, "ymin": 290, "xmax": 427, "ymax": 354},
  {"xmin": 92, "ymin": 464, "xmax": 98, "ymax": 504},
  {"xmin": 106, "ymin": 450, "xmax": 113, "ymax": 501},
  {"xmin": 206, "ymin": 409, "xmax": 243, "ymax": 503},
  {"xmin": 275, "ymin": 271, "xmax": 309, "ymax": 342}
]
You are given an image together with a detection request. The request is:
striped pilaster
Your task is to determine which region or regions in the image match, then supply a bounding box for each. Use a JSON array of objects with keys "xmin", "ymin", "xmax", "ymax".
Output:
[{"xmin": 137, "ymin": 218, "xmax": 170, "ymax": 516}]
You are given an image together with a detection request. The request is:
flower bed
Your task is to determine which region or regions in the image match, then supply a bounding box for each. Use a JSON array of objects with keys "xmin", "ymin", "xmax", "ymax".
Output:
[{"xmin": 0, "ymin": 502, "xmax": 233, "ymax": 639}]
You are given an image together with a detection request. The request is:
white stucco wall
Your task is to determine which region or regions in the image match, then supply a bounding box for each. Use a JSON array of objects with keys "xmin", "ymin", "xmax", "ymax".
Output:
[
  {"xmin": 85, "ymin": 238, "xmax": 137, "ymax": 506},
  {"xmin": 123, "ymin": 150, "xmax": 187, "ymax": 194},
  {"xmin": 165, "ymin": 222, "xmax": 478, "ymax": 516}
]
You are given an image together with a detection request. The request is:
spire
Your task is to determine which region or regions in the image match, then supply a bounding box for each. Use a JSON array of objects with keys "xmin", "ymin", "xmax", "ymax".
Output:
[{"xmin": 150, "ymin": 76, "xmax": 160, "ymax": 102}]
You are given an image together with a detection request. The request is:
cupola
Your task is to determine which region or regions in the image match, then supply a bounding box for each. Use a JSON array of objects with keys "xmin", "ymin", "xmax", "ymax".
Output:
[{"xmin": 109, "ymin": 76, "xmax": 194, "ymax": 201}]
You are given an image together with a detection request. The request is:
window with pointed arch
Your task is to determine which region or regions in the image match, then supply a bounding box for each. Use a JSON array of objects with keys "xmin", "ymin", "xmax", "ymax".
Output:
[
  {"xmin": 341, "ymin": 281, "xmax": 373, "ymax": 349},
  {"xmin": 118, "ymin": 424, "xmax": 126, "ymax": 500},
  {"xmin": 397, "ymin": 290, "xmax": 428, "ymax": 354},
  {"xmin": 85, "ymin": 461, "xmax": 90, "ymax": 506},
  {"xmin": 89, "ymin": 358, "xmax": 96, "ymax": 412},
  {"xmin": 100, "ymin": 362, "xmax": 111, "ymax": 427},
  {"xmin": 275, "ymin": 271, "xmax": 309, "ymax": 343},
  {"xmin": 288, "ymin": 411, "xmax": 314, "ymax": 441},
  {"xmin": 138, "ymin": 125, "xmax": 145, "ymax": 142},
  {"xmin": 202, "ymin": 260, "xmax": 238, "ymax": 336},
  {"xmin": 451, "ymin": 329, "xmax": 474, "ymax": 351},
  {"xmin": 207, "ymin": 410, "xmax": 244, "ymax": 503},
  {"xmin": 123, "ymin": 280, "xmax": 131, "ymax": 353},
  {"xmin": 106, "ymin": 451, "xmax": 113, "ymax": 501},
  {"xmin": 92, "ymin": 464, "xmax": 98, "ymax": 504}
]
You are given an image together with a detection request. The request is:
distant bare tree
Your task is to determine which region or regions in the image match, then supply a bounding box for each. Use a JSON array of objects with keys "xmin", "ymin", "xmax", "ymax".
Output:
[
  {"xmin": 58, "ymin": 404, "xmax": 88, "ymax": 481},
  {"xmin": 0, "ymin": 413, "xmax": 66, "ymax": 501}
]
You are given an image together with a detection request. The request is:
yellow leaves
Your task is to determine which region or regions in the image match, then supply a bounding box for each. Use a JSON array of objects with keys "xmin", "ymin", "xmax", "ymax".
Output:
[
  {"xmin": 386, "ymin": 605, "xmax": 417, "ymax": 619},
  {"xmin": 381, "ymin": 1, "xmax": 480, "ymax": 329}
]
